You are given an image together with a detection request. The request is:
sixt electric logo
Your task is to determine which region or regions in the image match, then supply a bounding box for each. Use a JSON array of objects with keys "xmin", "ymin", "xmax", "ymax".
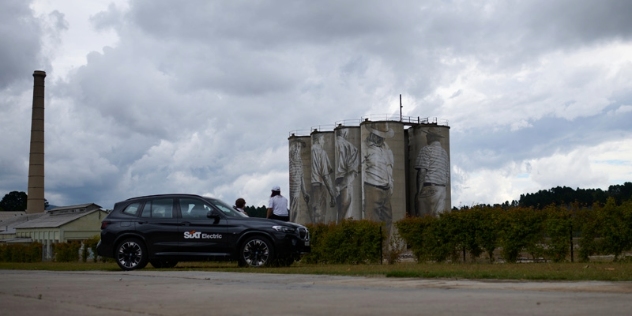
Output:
[{"xmin": 184, "ymin": 230, "xmax": 222, "ymax": 239}]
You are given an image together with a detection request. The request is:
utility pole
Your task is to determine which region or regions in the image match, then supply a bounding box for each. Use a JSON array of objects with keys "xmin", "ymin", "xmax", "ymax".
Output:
[{"xmin": 399, "ymin": 94, "xmax": 403, "ymax": 121}]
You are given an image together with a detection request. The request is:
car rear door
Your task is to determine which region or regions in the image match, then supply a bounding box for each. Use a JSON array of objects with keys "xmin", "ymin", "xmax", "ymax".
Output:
[{"xmin": 136, "ymin": 198, "xmax": 180, "ymax": 256}]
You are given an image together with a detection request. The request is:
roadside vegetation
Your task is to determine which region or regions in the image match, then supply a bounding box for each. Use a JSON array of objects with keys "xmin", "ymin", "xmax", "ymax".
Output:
[{"xmin": 2, "ymin": 183, "xmax": 632, "ymax": 281}]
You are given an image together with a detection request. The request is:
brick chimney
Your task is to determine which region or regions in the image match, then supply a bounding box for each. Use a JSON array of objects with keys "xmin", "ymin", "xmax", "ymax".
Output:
[{"xmin": 26, "ymin": 70, "xmax": 46, "ymax": 214}]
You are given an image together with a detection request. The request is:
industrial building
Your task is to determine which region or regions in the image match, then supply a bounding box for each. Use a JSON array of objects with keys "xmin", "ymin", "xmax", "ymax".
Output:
[{"xmin": 289, "ymin": 116, "xmax": 450, "ymax": 233}]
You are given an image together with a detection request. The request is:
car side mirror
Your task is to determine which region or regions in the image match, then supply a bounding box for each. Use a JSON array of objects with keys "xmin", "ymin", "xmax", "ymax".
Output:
[{"xmin": 208, "ymin": 209, "xmax": 221, "ymax": 223}]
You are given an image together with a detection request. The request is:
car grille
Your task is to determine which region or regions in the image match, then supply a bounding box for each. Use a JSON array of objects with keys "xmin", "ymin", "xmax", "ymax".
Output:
[{"xmin": 298, "ymin": 227, "xmax": 309, "ymax": 240}]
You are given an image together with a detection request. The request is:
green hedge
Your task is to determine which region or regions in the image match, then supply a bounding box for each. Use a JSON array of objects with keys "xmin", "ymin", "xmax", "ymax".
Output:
[
  {"xmin": 0, "ymin": 243, "xmax": 42, "ymax": 262},
  {"xmin": 53, "ymin": 241, "xmax": 82, "ymax": 262},
  {"xmin": 395, "ymin": 198, "xmax": 632, "ymax": 263},
  {"xmin": 303, "ymin": 219, "xmax": 384, "ymax": 264}
]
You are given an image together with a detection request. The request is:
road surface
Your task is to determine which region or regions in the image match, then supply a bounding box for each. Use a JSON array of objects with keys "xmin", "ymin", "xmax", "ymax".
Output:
[{"xmin": 1, "ymin": 270, "xmax": 631, "ymax": 315}]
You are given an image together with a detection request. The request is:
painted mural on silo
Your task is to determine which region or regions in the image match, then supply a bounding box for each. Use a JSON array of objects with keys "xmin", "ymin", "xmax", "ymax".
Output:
[
  {"xmin": 288, "ymin": 135, "xmax": 312, "ymax": 224},
  {"xmin": 310, "ymin": 131, "xmax": 337, "ymax": 223},
  {"xmin": 334, "ymin": 126, "xmax": 361, "ymax": 221},
  {"xmin": 360, "ymin": 121, "xmax": 406, "ymax": 235},
  {"xmin": 407, "ymin": 125, "xmax": 451, "ymax": 217}
]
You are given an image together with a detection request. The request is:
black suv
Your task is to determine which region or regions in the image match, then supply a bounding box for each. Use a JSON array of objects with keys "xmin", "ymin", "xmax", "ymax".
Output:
[{"xmin": 96, "ymin": 194, "xmax": 310, "ymax": 270}]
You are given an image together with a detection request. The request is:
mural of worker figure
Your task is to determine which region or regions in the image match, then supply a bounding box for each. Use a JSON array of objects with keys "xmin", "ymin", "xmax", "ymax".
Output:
[
  {"xmin": 362, "ymin": 123, "xmax": 394, "ymax": 232},
  {"xmin": 415, "ymin": 130, "xmax": 450, "ymax": 216},
  {"xmin": 310, "ymin": 133, "xmax": 338, "ymax": 223},
  {"xmin": 335, "ymin": 128, "xmax": 359, "ymax": 221},
  {"xmin": 289, "ymin": 140, "xmax": 310, "ymax": 222}
]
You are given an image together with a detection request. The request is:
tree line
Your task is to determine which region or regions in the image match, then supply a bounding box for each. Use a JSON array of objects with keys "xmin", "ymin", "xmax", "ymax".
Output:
[
  {"xmin": 3, "ymin": 182, "xmax": 631, "ymax": 213},
  {"xmin": 454, "ymin": 182, "xmax": 632, "ymax": 210}
]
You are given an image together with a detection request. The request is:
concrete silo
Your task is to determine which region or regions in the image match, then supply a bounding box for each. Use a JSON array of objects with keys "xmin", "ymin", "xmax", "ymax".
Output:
[
  {"xmin": 333, "ymin": 125, "xmax": 362, "ymax": 221},
  {"xmin": 359, "ymin": 120, "xmax": 406, "ymax": 235},
  {"xmin": 288, "ymin": 134, "xmax": 312, "ymax": 224},
  {"xmin": 309, "ymin": 131, "xmax": 337, "ymax": 224},
  {"xmin": 407, "ymin": 124, "xmax": 451, "ymax": 217}
]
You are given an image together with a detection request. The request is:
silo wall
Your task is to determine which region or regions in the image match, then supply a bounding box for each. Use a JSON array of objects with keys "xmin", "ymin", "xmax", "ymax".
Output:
[
  {"xmin": 309, "ymin": 131, "xmax": 337, "ymax": 224},
  {"xmin": 407, "ymin": 124, "xmax": 451, "ymax": 217},
  {"xmin": 288, "ymin": 135, "xmax": 312, "ymax": 224},
  {"xmin": 360, "ymin": 121, "xmax": 406, "ymax": 235},
  {"xmin": 334, "ymin": 126, "xmax": 362, "ymax": 221}
]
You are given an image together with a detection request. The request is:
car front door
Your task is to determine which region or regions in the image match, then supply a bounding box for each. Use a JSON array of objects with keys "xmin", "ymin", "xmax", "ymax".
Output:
[{"xmin": 178, "ymin": 198, "xmax": 233, "ymax": 257}]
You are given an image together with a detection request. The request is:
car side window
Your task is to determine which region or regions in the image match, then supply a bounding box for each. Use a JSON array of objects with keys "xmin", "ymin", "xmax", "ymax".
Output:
[
  {"xmin": 141, "ymin": 198, "xmax": 174, "ymax": 219},
  {"xmin": 121, "ymin": 202, "xmax": 141, "ymax": 216},
  {"xmin": 180, "ymin": 198, "xmax": 210, "ymax": 219}
]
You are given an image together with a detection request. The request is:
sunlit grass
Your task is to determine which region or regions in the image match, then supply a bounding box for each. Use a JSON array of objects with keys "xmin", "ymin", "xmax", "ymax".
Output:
[{"xmin": 2, "ymin": 261, "xmax": 632, "ymax": 281}]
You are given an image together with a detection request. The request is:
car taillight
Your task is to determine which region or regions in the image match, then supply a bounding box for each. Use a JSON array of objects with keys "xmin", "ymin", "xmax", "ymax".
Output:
[{"xmin": 100, "ymin": 221, "xmax": 111, "ymax": 229}]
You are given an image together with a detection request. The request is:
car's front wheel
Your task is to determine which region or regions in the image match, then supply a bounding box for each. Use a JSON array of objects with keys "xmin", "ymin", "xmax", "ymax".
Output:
[
  {"xmin": 239, "ymin": 236, "xmax": 274, "ymax": 267},
  {"xmin": 115, "ymin": 238, "xmax": 148, "ymax": 271},
  {"xmin": 149, "ymin": 259, "xmax": 178, "ymax": 268}
]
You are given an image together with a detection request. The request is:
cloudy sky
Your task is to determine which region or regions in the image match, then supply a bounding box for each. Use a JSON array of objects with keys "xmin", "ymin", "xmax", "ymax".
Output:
[{"xmin": 1, "ymin": 0, "xmax": 631, "ymax": 209}]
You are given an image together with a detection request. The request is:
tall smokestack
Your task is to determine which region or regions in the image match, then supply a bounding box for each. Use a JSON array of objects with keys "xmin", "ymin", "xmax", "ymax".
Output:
[{"xmin": 27, "ymin": 70, "xmax": 46, "ymax": 214}]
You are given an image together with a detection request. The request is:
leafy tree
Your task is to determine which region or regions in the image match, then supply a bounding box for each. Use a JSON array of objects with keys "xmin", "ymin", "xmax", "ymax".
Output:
[
  {"xmin": 0, "ymin": 191, "xmax": 28, "ymax": 212},
  {"xmin": 542, "ymin": 205, "xmax": 572, "ymax": 262},
  {"xmin": 244, "ymin": 205, "xmax": 267, "ymax": 218},
  {"xmin": 472, "ymin": 206, "xmax": 503, "ymax": 263},
  {"xmin": 597, "ymin": 198, "xmax": 632, "ymax": 260}
]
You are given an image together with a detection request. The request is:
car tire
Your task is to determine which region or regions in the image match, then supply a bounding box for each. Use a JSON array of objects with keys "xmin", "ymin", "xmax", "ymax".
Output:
[
  {"xmin": 149, "ymin": 259, "xmax": 178, "ymax": 268},
  {"xmin": 115, "ymin": 238, "xmax": 148, "ymax": 271},
  {"xmin": 239, "ymin": 236, "xmax": 274, "ymax": 267}
]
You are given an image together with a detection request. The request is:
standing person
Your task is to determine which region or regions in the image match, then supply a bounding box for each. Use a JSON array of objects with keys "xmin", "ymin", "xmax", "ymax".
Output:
[
  {"xmin": 267, "ymin": 186, "xmax": 289, "ymax": 221},
  {"xmin": 362, "ymin": 123, "xmax": 394, "ymax": 234},
  {"xmin": 335, "ymin": 128, "xmax": 359, "ymax": 221},
  {"xmin": 234, "ymin": 198, "xmax": 249, "ymax": 216},
  {"xmin": 415, "ymin": 131, "xmax": 450, "ymax": 216},
  {"xmin": 310, "ymin": 133, "xmax": 338, "ymax": 223}
]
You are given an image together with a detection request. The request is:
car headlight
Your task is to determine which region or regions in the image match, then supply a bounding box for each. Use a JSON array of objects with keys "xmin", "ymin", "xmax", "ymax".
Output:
[{"xmin": 272, "ymin": 225, "xmax": 296, "ymax": 233}]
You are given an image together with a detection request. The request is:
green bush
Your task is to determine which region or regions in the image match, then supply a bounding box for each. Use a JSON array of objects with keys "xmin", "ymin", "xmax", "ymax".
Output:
[
  {"xmin": 0, "ymin": 243, "xmax": 42, "ymax": 262},
  {"xmin": 303, "ymin": 219, "xmax": 383, "ymax": 264},
  {"xmin": 395, "ymin": 216, "xmax": 434, "ymax": 262},
  {"xmin": 53, "ymin": 241, "xmax": 82, "ymax": 262},
  {"xmin": 472, "ymin": 206, "xmax": 502, "ymax": 263},
  {"xmin": 542, "ymin": 205, "xmax": 572, "ymax": 262},
  {"xmin": 598, "ymin": 199, "xmax": 632, "ymax": 260}
]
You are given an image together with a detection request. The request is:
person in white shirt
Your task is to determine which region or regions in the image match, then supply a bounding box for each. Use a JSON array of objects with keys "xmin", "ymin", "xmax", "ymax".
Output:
[{"xmin": 267, "ymin": 186, "xmax": 289, "ymax": 221}]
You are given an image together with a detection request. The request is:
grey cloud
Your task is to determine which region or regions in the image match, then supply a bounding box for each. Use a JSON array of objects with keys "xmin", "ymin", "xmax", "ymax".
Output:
[
  {"xmin": 0, "ymin": 0, "xmax": 43, "ymax": 90},
  {"xmin": 2, "ymin": 0, "xmax": 632, "ymax": 208},
  {"xmin": 452, "ymin": 106, "xmax": 632, "ymax": 172}
]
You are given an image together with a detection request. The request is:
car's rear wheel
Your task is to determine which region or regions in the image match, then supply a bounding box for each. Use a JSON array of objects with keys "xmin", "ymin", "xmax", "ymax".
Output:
[
  {"xmin": 239, "ymin": 236, "xmax": 274, "ymax": 267},
  {"xmin": 115, "ymin": 238, "xmax": 148, "ymax": 271},
  {"xmin": 149, "ymin": 259, "xmax": 178, "ymax": 268}
]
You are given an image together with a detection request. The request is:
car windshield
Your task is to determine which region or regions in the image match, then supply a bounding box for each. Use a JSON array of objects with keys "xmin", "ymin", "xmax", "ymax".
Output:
[{"xmin": 205, "ymin": 197, "xmax": 249, "ymax": 218}]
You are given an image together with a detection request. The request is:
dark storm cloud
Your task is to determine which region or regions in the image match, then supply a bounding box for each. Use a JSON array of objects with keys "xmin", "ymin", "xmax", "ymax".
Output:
[{"xmin": 0, "ymin": 0, "xmax": 43, "ymax": 90}]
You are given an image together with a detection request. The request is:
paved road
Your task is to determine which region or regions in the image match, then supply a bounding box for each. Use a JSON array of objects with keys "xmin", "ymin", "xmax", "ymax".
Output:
[{"xmin": 1, "ymin": 270, "xmax": 631, "ymax": 315}]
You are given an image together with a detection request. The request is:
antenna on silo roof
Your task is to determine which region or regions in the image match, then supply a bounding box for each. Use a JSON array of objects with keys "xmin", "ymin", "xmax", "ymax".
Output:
[{"xmin": 399, "ymin": 94, "xmax": 403, "ymax": 122}]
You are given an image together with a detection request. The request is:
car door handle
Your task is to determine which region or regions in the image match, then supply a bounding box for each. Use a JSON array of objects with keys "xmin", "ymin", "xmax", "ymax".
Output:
[{"xmin": 138, "ymin": 221, "xmax": 148, "ymax": 224}]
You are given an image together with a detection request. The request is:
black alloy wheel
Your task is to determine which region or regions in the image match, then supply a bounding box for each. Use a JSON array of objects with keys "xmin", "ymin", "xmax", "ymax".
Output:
[
  {"xmin": 239, "ymin": 236, "xmax": 274, "ymax": 267},
  {"xmin": 115, "ymin": 238, "xmax": 148, "ymax": 271}
]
